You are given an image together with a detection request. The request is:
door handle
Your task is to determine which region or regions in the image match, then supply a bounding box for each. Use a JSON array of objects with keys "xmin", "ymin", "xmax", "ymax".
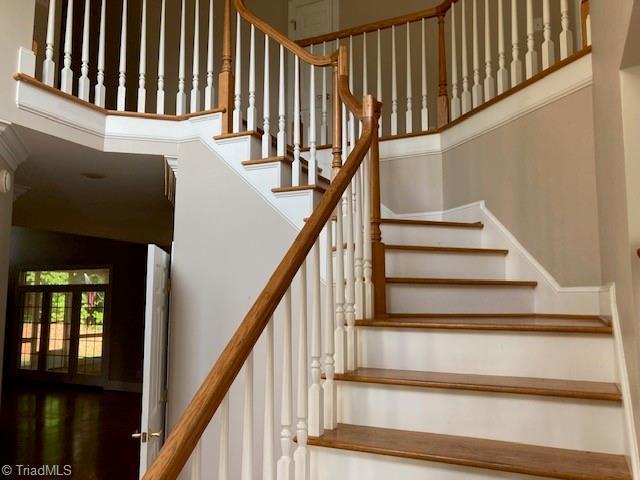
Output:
[
  {"xmin": 149, "ymin": 431, "xmax": 163, "ymax": 439},
  {"xmin": 131, "ymin": 431, "xmax": 148, "ymax": 443}
]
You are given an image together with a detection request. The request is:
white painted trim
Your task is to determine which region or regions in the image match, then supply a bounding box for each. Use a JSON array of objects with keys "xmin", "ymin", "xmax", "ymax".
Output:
[
  {"xmin": 0, "ymin": 121, "xmax": 30, "ymax": 171},
  {"xmin": 602, "ymin": 284, "xmax": 640, "ymax": 478}
]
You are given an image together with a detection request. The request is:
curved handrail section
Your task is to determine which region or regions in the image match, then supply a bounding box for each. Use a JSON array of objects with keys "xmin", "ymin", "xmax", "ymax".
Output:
[
  {"xmin": 296, "ymin": 0, "xmax": 455, "ymax": 47},
  {"xmin": 235, "ymin": 0, "xmax": 336, "ymax": 66},
  {"xmin": 142, "ymin": 99, "xmax": 379, "ymax": 480}
]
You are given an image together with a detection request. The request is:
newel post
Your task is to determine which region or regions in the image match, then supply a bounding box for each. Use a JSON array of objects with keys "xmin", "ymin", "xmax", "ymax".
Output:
[
  {"xmin": 218, "ymin": 0, "xmax": 235, "ymax": 133},
  {"xmin": 437, "ymin": 12, "xmax": 450, "ymax": 128},
  {"xmin": 369, "ymin": 100, "xmax": 386, "ymax": 318}
]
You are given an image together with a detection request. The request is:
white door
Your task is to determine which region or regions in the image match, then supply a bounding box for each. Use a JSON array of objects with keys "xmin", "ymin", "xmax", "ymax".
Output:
[
  {"xmin": 137, "ymin": 245, "xmax": 171, "ymax": 478},
  {"xmin": 288, "ymin": 0, "xmax": 339, "ymax": 40}
]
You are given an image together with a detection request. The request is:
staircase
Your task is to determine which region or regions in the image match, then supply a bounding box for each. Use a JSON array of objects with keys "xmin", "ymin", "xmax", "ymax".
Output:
[{"xmin": 305, "ymin": 216, "xmax": 631, "ymax": 479}]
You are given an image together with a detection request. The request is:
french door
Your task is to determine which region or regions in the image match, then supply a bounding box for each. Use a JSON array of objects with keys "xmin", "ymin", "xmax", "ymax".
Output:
[{"xmin": 15, "ymin": 270, "xmax": 110, "ymax": 386}]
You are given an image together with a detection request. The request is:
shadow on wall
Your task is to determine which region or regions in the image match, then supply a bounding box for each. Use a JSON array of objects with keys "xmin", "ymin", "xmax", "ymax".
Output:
[{"xmin": 3, "ymin": 227, "xmax": 148, "ymax": 391}]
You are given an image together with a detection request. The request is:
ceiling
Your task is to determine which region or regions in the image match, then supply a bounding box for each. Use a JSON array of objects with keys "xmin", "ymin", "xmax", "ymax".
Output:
[{"xmin": 11, "ymin": 126, "xmax": 174, "ymax": 246}]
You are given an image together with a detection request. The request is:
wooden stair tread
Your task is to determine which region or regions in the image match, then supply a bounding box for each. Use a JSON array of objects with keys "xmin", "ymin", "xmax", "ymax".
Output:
[
  {"xmin": 385, "ymin": 244, "xmax": 508, "ymax": 255},
  {"xmin": 334, "ymin": 368, "xmax": 622, "ymax": 401},
  {"xmin": 386, "ymin": 277, "xmax": 538, "ymax": 287},
  {"xmin": 272, "ymin": 184, "xmax": 326, "ymax": 194},
  {"xmin": 308, "ymin": 424, "xmax": 631, "ymax": 480},
  {"xmin": 241, "ymin": 156, "xmax": 293, "ymax": 166},
  {"xmin": 356, "ymin": 315, "xmax": 613, "ymax": 334},
  {"xmin": 381, "ymin": 218, "xmax": 484, "ymax": 229}
]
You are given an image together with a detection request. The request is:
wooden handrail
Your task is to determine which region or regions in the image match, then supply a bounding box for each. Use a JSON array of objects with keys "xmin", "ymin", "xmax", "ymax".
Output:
[
  {"xmin": 235, "ymin": 0, "xmax": 335, "ymax": 66},
  {"xmin": 142, "ymin": 103, "xmax": 378, "ymax": 480},
  {"xmin": 143, "ymin": 3, "xmax": 380, "ymax": 475},
  {"xmin": 296, "ymin": 0, "xmax": 455, "ymax": 47}
]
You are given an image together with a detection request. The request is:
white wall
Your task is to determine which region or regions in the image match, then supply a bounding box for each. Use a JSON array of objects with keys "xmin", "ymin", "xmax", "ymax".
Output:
[{"xmin": 167, "ymin": 139, "xmax": 299, "ymax": 478}]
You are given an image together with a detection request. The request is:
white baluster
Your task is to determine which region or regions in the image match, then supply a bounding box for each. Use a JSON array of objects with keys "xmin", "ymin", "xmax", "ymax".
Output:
[
  {"xmin": 43, "ymin": 0, "xmax": 57, "ymax": 86},
  {"xmin": 349, "ymin": 36, "xmax": 356, "ymax": 150},
  {"xmin": 334, "ymin": 186, "xmax": 346, "ymax": 374},
  {"xmin": 510, "ymin": 0, "xmax": 523, "ymax": 87},
  {"xmin": 309, "ymin": 240, "xmax": 323, "ymax": 437},
  {"xmin": 247, "ymin": 24, "xmax": 257, "ymax": 129},
  {"xmin": 277, "ymin": 45, "xmax": 287, "ymax": 157},
  {"xmin": 218, "ymin": 395, "xmax": 229, "ymax": 480},
  {"xmin": 405, "ymin": 22, "xmax": 413, "ymax": 133},
  {"xmin": 157, "ymin": 0, "xmax": 166, "ymax": 114},
  {"xmin": 472, "ymin": 0, "xmax": 483, "ymax": 108},
  {"xmin": 377, "ymin": 29, "xmax": 383, "ymax": 136},
  {"xmin": 262, "ymin": 35, "xmax": 272, "ymax": 158},
  {"xmin": 205, "ymin": 0, "xmax": 215, "ymax": 110},
  {"xmin": 308, "ymin": 61, "xmax": 317, "ymax": 184},
  {"xmin": 233, "ymin": 13, "xmax": 243, "ymax": 131},
  {"xmin": 176, "ymin": 0, "xmax": 187, "ymax": 115},
  {"xmin": 362, "ymin": 33, "xmax": 369, "ymax": 96},
  {"xmin": 461, "ymin": 0, "xmax": 472, "ymax": 113},
  {"xmin": 363, "ymin": 153, "xmax": 373, "ymax": 320},
  {"xmin": 559, "ymin": 0, "xmax": 574, "ymax": 60},
  {"xmin": 450, "ymin": 1, "xmax": 461, "ymax": 120},
  {"xmin": 263, "ymin": 319, "xmax": 275, "ymax": 480},
  {"xmin": 541, "ymin": 0, "xmax": 555, "ymax": 69},
  {"xmin": 117, "ymin": 0, "xmax": 127, "ymax": 110},
  {"xmin": 323, "ymin": 220, "xmax": 337, "ymax": 430},
  {"xmin": 294, "ymin": 263, "xmax": 309, "ymax": 480},
  {"xmin": 585, "ymin": 12, "xmax": 591, "ymax": 46},
  {"xmin": 345, "ymin": 175, "xmax": 356, "ymax": 372},
  {"xmin": 191, "ymin": 0, "xmax": 201, "ymax": 113},
  {"xmin": 497, "ymin": 0, "xmax": 509, "ymax": 95},
  {"xmin": 60, "ymin": 0, "xmax": 74, "ymax": 94},
  {"xmin": 292, "ymin": 56, "xmax": 302, "ymax": 185},
  {"xmin": 242, "ymin": 352, "xmax": 254, "ymax": 480},
  {"xmin": 525, "ymin": 0, "xmax": 539, "ymax": 79},
  {"xmin": 484, "ymin": 0, "xmax": 495, "ymax": 101},
  {"xmin": 138, "ymin": 0, "xmax": 148, "ymax": 112},
  {"xmin": 320, "ymin": 42, "xmax": 328, "ymax": 145},
  {"xmin": 420, "ymin": 19, "xmax": 428, "ymax": 130},
  {"xmin": 276, "ymin": 289, "xmax": 293, "ymax": 480},
  {"xmin": 391, "ymin": 26, "xmax": 398, "ymax": 135},
  {"xmin": 94, "ymin": 0, "xmax": 106, "ymax": 107},
  {"xmin": 78, "ymin": 0, "xmax": 91, "ymax": 101},
  {"xmin": 354, "ymin": 166, "xmax": 364, "ymax": 322}
]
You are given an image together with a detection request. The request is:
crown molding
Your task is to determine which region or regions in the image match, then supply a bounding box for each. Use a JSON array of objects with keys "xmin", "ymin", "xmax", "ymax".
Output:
[
  {"xmin": 0, "ymin": 122, "xmax": 29, "ymax": 172},
  {"xmin": 165, "ymin": 155, "xmax": 178, "ymax": 176}
]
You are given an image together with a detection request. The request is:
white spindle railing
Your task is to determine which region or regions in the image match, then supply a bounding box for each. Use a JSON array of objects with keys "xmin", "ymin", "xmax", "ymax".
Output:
[
  {"xmin": 117, "ymin": 0, "xmax": 127, "ymax": 110},
  {"xmin": 292, "ymin": 55, "xmax": 302, "ymax": 186},
  {"xmin": 241, "ymin": 352, "xmax": 254, "ymax": 480},
  {"xmin": 60, "ymin": 0, "xmax": 73, "ymax": 94},
  {"xmin": 542, "ymin": 0, "xmax": 556, "ymax": 69},
  {"xmin": 323, "ymin": 220, "xmax": 337, "ymax": 429},
  {"xmin": 461, "ymin": 0, "xmax": 471, "ymax": 114},
  {"xmin": 294, "ymin": 262, "xmax": 310, "ymax": 480},
  {"xmin": 484, "ymin": 0, "xmax": 495, "ymax": 101},
  {"xmin": 525, "ymin": 0, "xmax": 539, "ymax": 79},
  {"xmin": 510, "ymin": 0, "xmax": 523, "ymax": 87},
  {"xmin": 420, "ymin": 19, "xmax": 429, "ymax": 130},
  {"xmin": 78, "ymin": 0, "xmax": 91, "ymax": 101},
  {"xmin": 471, "ymin": 0, "xmax": 482, "ymax": 108},
  {"xmin": 376, "ymin": 29, "xmax": 383, "ymax": 136},
  {"xmin": 95, "ymin": 0, "xmax": 106, "ymax": 107},
  {"xmin": 309, "ymin": 240, "xmax": 323, "ymax": 437},
  {"xmin": 262, "ymin": 35, "xmax": 271, "ymax": 158},
  {"xmin": 43, "ymin": 0, "xmax": 56, "ymax": 86},
  {"xmin": 138, "ymin": 0, "xmax": 147, "ymax": 113},
  {"xmin": 450, "ymin": 1, "xmax": 461, "ymax": 120},
  {"xmin": 247, "ymin": 24, "xmax": 257, "ymax": 129},
  {"xmin": 157, "ymin": 0, "xmax": 166, "ymax": 114},
  {"xmin": 390, "ymin": 25, "xmax": 398, "ymax": 135},
  {"xmin": 276, "ymin": 288, "xmax": 294, "ymax": 480},
  {"xmin": 559, "ymin": 0, "xmax": 574, "ymax": 60},
  {"xmin": 191, "ymin": 0, "xmax": 201, "ymax": 113},
  {"xmin": 263, "ymin": 319, "xmax": 275, "ymax": 480},
  {"xmin": 176, "ymin": 0, "xmax": 187, "ymax": 114},
  {"xmin": 233, "ymin": 13, "xmax": 242, "ymax": 130},
  {"xmin": 277, "ymin": 45, "xmax": 287, "ymax": 157},
  {"xmin": 218, "ymin": 395, "xmax": 229, "ymax": 480},
  {"xmin": 320, "ymin": 42, "xmax": 328, "ymax": 145},
  {"xmin": 405, "ymin": 22, "xmax": 413, "ymax": 134},
  {"xmin": 497, "ymin": 0, "xmax": 509, "ymax": 95},
  {"xmin": 205, "ymin": 0, "xmax": 215, "ymax": 110}
]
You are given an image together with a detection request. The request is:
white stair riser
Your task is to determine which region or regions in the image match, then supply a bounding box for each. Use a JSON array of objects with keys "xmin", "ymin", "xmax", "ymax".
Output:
[
  {"xmin": 385, "ymin": 250, "xmax": 506, "ymax": 279},
  {"xmin": 381, "ymin": 224, "xmax": 482, "ymax": 247},
  {"xmin": 337, "ymin": 383, "xmax": 625, "ymax": 453},
  {"xmin": 243, "ymin": 163, "xmax": 291, "ymax": 189},
  {"xmin": 310, "ymin": 447, "xmax": 546, "ymax": 480},
  {"xmin": 387, "ymin": 284, "xmax": 534, "ymax": 313},
  {"xmin": 357, "ymin": 328, "xmax": 617, "ymax": 381}
]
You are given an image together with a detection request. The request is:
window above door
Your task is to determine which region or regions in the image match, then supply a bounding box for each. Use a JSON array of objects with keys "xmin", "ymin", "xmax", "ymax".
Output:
[{"xmin": 19, "ymin": 268, "xmax": 110, "ymax": 286}]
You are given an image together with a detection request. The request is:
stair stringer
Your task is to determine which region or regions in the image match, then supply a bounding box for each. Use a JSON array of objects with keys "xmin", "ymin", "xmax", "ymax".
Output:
[{"xmin": 381, "ymin": 200, "xmax": 605, "ymax": 315}]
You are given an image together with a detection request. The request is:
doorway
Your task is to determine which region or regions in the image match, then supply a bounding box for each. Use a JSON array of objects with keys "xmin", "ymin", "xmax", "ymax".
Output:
[{"xmin": 15, "ymin": 268, "xmax": 110, "ymax": 386}]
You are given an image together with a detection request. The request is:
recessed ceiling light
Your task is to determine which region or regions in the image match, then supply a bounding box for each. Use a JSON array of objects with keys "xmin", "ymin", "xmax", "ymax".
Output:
[{"xmin": 82, "ymin": 173, "xmax": 107, "ymax": 180}]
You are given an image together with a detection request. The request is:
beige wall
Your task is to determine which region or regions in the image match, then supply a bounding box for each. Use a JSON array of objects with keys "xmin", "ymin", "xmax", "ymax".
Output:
[
  {"xmin": 443, "ymin": 86, "xmax": 601, "ymax": 287},
  {"xmin": 381, "ymin": 153, "xmax": 443, "ymax": 213},
  {"xmin": 591, "ymin": 0, "xmax": 640, "ymax": 438}
]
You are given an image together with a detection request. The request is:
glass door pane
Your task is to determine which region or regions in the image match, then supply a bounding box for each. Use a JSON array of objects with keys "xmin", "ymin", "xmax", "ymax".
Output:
[
  {"xmin": 77, "ymin": 291, "xmax": 105, "ymax": 376},
  {"xmin": 46, "ymin": 292, "xmax": 73, "ymax": 373},
  {"xmin": 18, "ymin": 292, "xmax": 44, "ymax": 370}
]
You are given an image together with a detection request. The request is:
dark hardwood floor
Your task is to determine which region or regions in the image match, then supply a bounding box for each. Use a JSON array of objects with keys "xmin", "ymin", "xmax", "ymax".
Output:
[{"xmin": 0, "ymin": 381, "xmax": 141, "ymax": 480}]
